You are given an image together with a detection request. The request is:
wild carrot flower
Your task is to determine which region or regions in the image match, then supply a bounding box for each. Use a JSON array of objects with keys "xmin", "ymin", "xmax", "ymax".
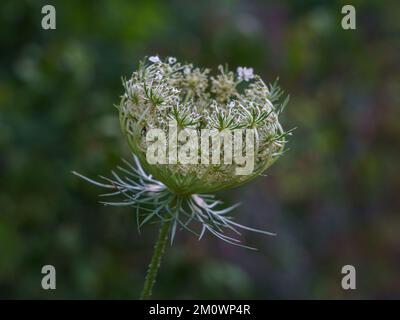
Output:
[{"xmin": 73, "ymin": 56, "xmax": 292, "ymax": 299}]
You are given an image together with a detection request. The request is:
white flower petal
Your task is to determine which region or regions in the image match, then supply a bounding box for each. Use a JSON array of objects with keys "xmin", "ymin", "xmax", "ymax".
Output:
[
  {"xmin": 149, "ymin": 56, "xmax": 160, "ymax": 63},
  {"xmin": 168, "ymin": 57, "xmax": 177, "ymax": 64},
  {"xmin": 237, "ymin": 66, "xmax": 254, "ymax": 81}
]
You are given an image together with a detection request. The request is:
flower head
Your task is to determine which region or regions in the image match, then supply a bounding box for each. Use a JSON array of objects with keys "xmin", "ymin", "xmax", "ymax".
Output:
[
  {"xmin": 75, "ymin": 56, "xmax": 292, "ymax": 248},
  {"xmin": 118, "ymin": 57, "xmax": 290, "ymax": 195}
]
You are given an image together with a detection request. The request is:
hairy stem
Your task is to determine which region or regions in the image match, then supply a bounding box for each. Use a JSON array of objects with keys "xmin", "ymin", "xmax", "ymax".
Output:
[{"xmin": 140, "ymin": 220, "xmax": 171, "ymax": 299}]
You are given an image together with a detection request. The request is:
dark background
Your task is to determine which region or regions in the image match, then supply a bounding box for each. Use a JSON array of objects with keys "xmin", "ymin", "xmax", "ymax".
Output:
[{"xmin": 1, "ymin": 0, "xmax": 399, "ymax": 299}]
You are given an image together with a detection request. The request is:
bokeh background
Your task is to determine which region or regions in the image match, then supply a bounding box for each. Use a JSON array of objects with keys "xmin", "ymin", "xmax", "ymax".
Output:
[{"xmin": 1, "ymin": 0, "xmax": 399, "ymax": 299}]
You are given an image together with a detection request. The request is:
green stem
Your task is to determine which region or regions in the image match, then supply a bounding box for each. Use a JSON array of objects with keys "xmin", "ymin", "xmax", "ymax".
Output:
[{"xmin": 140, "ymin": 220, "xmax": 171, "ymax": 299}]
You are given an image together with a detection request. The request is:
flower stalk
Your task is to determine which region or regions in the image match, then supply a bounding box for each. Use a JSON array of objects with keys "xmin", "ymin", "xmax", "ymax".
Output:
[{"xmin": 140, "ymin": 219, "xmax": 171, "ymax": 300}]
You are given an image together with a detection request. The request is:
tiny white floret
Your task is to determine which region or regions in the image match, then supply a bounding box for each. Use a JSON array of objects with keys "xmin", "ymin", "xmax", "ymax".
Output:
[
  {"xmin": 168, "ymin": 57, "xmax": 177, "ymax": 64},
  {"xmin": 155, "ymin": 71, "xmax": 163, "ymax": 80},
  {"xmin": 149, "ymin": 56, "xmax": 160, "ymax": 63},
  {"xmin": 237, "ymin": 66, "xmax": 254, "ymax": 81}
]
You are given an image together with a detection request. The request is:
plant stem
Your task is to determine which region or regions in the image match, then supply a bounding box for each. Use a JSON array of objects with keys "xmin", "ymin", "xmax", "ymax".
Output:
[{"xmin": 140, "ymin": 220, "xmax": 171, "ymax": 299}]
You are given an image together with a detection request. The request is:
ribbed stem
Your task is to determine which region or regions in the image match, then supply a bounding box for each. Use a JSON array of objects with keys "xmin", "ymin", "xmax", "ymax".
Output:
[{"xmin": 140, "ymin": 220, "xmax": 171, "ymax": 299}]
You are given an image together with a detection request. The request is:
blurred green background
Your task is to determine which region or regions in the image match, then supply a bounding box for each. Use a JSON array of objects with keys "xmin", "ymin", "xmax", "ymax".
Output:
[{"xmin": 1, "ymin": 0, "xmax": 399, "ymax": 299}]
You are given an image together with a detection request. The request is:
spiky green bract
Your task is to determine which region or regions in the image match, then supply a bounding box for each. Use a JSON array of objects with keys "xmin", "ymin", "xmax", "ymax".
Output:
[{"xmin": 73, "ymin": 155, "xmax": 275, "ymax": 249}]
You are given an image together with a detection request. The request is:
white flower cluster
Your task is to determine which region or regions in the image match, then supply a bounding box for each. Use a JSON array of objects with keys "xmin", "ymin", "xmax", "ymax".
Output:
[{"xmin": 118, "ymin": 56, "xmax": 290, "ymax": 194}]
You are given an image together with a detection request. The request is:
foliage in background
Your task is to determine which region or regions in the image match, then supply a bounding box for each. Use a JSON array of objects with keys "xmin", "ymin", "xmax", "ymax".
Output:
[{"xmin": 0, "ymin": 0, "xmax": 399, "ymax": 298}]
